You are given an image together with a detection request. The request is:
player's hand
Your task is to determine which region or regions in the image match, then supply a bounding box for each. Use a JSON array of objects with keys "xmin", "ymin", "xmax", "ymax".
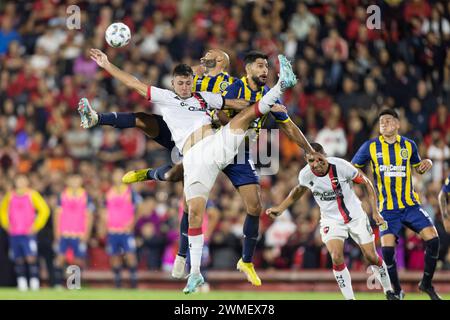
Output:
[
  {"xmin": 373, "ymin": 213, "xmax": 385, "ymax": 226},
  {"xmin": 266, "ymin": 206, "xmax": 283, "ymax": 219},
  {"xmin": 90, "ymin": 48, "xmax": 110, "ymax": 68},
  {"xmin": 417, "ymin": 159, "xmax": 432, "ymax": 174},
  {"xmin": 271, "ymin": 104, "xmax": 287, "ymax": 114}
]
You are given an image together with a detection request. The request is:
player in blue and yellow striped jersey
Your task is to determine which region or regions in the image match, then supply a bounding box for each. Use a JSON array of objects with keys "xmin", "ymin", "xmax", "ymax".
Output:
[
  {"xmin": 192, "ymin": 49, "xmax": 236, "ymax": 94},
  {"xmin": 352, "ymin": 109, "xmax": 442, "ymax": 300},
  {"xmin": 438, "ymin": 175, "xmax": 450, "ymax": 233}
]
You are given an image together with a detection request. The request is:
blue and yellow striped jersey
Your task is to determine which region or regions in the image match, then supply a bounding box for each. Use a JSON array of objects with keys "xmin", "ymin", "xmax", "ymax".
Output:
[
  {"xmin": 443, "ymin": 175, "xmax": 450, "ymax": 194},
  {"xmin": 193, "ymin": 72, "xmax": 236, "ymax": 94},
  {"xmin": 223, "ymin": 77, "xmax": 289, "ymax": 133},
  {"xmin": 351, "ymin": 135, "xmax": 422, "ymax": 212}
]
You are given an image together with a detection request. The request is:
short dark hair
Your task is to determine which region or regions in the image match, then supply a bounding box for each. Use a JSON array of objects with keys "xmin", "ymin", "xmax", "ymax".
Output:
[
  {"xmin": 378, "ymin": 108, "xmax": 399, "ymax": 119},
  {"xmin": 307, "ymin": 142, "xmax": 326, "ymax": 155},
  {"xmin": 244, "ymin": 51, "xmax": 268, "ymax": 65},
  {"xmin": 172, "ymin": 64, "xmax": 194, "ymax": 77}
]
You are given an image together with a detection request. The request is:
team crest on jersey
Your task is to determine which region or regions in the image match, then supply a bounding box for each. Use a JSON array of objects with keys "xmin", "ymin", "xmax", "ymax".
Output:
[
  {"xmin": 219, "ymin": 81, "xmax": 229, "ymax": 92},
  {"xmin": 400, "ymin": 148, "xmax": 409, "ymax": 160},
  {"xmin": 323, "ymin": 226, "xmax": 329, "ymax": 234}
]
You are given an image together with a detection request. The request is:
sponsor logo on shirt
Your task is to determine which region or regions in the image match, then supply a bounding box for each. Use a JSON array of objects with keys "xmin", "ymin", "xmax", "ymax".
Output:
[
  {"xmin": 379, "ymin": 164, "xmax": 406, "ymax": 177},
  {"xmin": 313, "ymin": 190, "xmax": 342, "ymax": 201}
]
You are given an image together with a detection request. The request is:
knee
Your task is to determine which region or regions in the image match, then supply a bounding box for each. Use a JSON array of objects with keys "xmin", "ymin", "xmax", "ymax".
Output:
[{"xmin": 245, "ymin": 201, "xmax": 262, "ymax": 216}]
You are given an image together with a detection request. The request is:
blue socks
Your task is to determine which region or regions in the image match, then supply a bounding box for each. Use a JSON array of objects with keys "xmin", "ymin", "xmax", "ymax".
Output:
[
  {"xmin": 382, "ymin": 246, "xmax": 402, "ymax": 293},
  {"xmin": 178, "ymin": 211, "xmax": 189, "ymax": 258},
  {"xmin": 242, "ymin": 214, "xmax": 259, "ymax": 263},
  {"xmin": 112, "ymin": 266, "xmax": 122, "ymax": 288},
  {"xmin": 422, "ymin": 237, "xmax": 440, "ymax": 287},
  {"xmin": 147, "ymin": 164, "xmax": 173, "ymax": 181},
  {"xmin": 99, "ymin": 112, "xmax": 136, "ymax": 128}
]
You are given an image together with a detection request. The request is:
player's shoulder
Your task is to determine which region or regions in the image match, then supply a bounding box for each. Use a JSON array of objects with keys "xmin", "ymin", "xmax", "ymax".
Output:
[
  {"xmin": 328, "ymin": 156, "xmax": 354, "ymax": 168},
  {"xmin": 298, "ymin": 165, "xmax": 313, "ymax": 181},
  {"xmin": 401, "ymin": 135, "xmax": 418, "ymax": 146}
]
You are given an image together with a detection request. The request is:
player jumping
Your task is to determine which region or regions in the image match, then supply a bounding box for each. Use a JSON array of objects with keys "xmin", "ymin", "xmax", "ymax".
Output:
[{"xmin": 80, "ymin": 48, "xmax": 298, "ymax": 293}]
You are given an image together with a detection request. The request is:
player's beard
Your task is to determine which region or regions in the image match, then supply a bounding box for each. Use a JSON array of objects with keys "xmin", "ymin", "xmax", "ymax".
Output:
[
  {"xmin": 203, "ymin": 59, "xmax": 217, "ymax": 69},
  {"xmin": 252, "ymin": 75, "xmax": 267, "ymax": 87}
]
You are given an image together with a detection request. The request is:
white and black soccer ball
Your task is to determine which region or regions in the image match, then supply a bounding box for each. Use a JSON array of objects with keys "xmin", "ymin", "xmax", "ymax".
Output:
[{"xmin": 105, "ymin": 22, "xmax": 131, "ymax": 48}]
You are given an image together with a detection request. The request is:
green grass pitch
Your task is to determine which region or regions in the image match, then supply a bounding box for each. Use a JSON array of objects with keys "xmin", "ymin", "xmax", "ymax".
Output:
[{"xmin": 0, "ymin": 288, "xmax": 448, "ymax": 300}]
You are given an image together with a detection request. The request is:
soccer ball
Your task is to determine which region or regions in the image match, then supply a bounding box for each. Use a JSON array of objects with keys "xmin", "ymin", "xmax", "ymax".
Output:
[{"xmin": 105, "ymin": 22, "xmax": 131, "ymax": 48}]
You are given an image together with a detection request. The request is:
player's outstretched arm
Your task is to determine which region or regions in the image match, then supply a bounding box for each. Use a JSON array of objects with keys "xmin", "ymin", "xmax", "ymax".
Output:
[
  {"xmin": 353, "ymin": 170, "xmax": 384, "ymax": 226},
  {"xmin": 223, "ymin": 99, "xmax": 251, "ymax": 111},
  {"xmin": 90, "ymin": 48, "xmax": 148, "ymax": 97},
  {"xmin": 415, "ymin": 159, "xmax": 433, "ymax": 174},
  {"xmin": 438, "ymin": 190, "xmax": 450, "ymax": 232},
  {"xmin": 266, "ymin": 185, "xmax": 307, "ymax": 219}
]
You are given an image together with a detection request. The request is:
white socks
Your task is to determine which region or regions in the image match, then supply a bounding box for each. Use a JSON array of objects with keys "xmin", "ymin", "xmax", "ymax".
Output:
[
  {"xmin": 188, "ymin": 231, "xmax": 204, "ymax": 275},
  {"xmin": 30, "ymin": 277, "xmax": 40, "ymax": 291},
  {"xmin": 256, "ymin": 83, "xmax": 283, "ymax": 115},
  {"xmin": 17, "ymin": 277, "xmax": 28, "ymax": 291},
  {"xmin": 333, "ymin": 264, "xmax": 355, "ymax": 300},
  {"xmin": 372, "ymin": 257, "xmax": 393, "ymax": 293}
]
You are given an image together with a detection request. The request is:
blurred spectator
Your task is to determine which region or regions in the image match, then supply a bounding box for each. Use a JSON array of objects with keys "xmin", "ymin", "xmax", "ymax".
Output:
[
  {"xmin": 289, "ymin": 2, "xmax": 319, "ymax": 41},
  {"xmin": 315, "ymin": 116, "xmax": 348, "ymax": 157},
  {"xmin": 427, "ymin": 130, "xmax": 450, "ymax": 183}
]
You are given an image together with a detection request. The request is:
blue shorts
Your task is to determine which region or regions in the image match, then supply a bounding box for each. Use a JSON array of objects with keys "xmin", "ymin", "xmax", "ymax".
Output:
[
  {"xmin": 9, "ymin": 235, "xmax": 38, "ymax": 260},
  {"xmin": 223, "ymin": 151, "xmax": 259, "ymax": 188},
  {"xmin": 380, "ymin": 205, "xmax": 434, "ymax": 239},
  {"xmin": 154, "ymin": 115, "xmax": 176, "ymax": 151},
  {"xmin": 106, "ymin": 233, "xmax": 136, "ymax": 256},
  {"xmin": 58, "ymin": 237, "xmax": 87, "ymax": 258}
]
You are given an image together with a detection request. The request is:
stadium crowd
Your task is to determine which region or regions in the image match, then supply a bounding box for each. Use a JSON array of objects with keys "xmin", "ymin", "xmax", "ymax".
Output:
[{"xmin": 1, "ymin": 0, "xmax": 450, "ymax": 284}]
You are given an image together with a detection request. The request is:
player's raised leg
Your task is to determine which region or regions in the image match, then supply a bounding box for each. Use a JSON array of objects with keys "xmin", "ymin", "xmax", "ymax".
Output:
[
  {"xmin": 325, "ymin": 239, "xmax": 355, "ymax": 300},
  {"xmin": 228, "ymin": 55, "xmax": 297, "ymax": 134}
]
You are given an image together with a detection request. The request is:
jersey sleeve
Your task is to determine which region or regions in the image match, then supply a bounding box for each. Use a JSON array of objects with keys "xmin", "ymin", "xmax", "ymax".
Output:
[
  {"xmin": 337, "ymin": 158, "xmax": 359, "ymax": 180},
  {"xmin": 271, "ymin": 111, "xmax": 290, "ymax": 123},
  {"xmin": 298, "ymin": 169, "xmax": 309, "ymax": 188},
  {"xmin": 146, "ymin": 86, "xmax": 172, "ymax": 104},
  {"xmin": 443, "ymin": 176, "xmax": 450, "ymax": 194},
  {"xmin": 410, "ymin": 140, "xmax": 422, "ymax": 167},
  {"xmin": 351, "ymin": 141, "xmax": 371, "ymax": 168},
  {"xmin": 199, "ymin": 91, "xmax": 225, "ymax": 110},
  {"xmin": 30, "ymin": 190, "xmax": 50, "ymax": 232},
  {"xmin": 223, "ymin": 81, "xmax": 242, "ymax": 99}
]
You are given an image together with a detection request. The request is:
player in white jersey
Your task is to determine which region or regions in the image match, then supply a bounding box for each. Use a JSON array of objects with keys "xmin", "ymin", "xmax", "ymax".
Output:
[
  {"xmin": 85, "ymin": 48, "xmax": 299, "ymax": 293},
  {"xmin": 266, "ymin": 143, "xmax": 399, "ymax": 300}
]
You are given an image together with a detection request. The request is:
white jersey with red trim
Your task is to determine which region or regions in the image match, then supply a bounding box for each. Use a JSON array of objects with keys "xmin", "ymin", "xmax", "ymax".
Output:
[
  {"xmin": 298, "ymin": 157, "xmax": 365, "ymax": 223},
  {"xmin": 146, "ymin": 86, "xmax": 224, "ymax": 153}
]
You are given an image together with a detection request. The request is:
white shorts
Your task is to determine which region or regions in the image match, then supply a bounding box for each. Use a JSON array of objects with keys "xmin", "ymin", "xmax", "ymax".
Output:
[
  {"xmin": 183, "ymin": 124, "xmax": 245, "ymax": 201},
  {"xmin": 319, "ymin": 215, "xmax": 374, "ymax": 245}
]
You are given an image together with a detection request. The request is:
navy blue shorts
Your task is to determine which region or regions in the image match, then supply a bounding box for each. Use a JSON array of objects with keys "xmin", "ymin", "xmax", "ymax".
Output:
[
  {"xmin": 58, "ymin": 237, "xmax": 87, "ymax": 258},
  {"xmin": 380, "ymin": 205, "xmax": 434, "ymax": 238},
  {"xmin": 9, "ymin": 235, "xmax": 38, "ymax": 260},
  {"xmin": 222, "ymin": 151, "xmax": 259, "ymax": 188},
  {"xmin": 106, "ymin": 233, "xmax": 136, "ymax": 255},
  {"xmin": 153, "ymin": 115, "xmax": 176, "ymax": 150}
]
